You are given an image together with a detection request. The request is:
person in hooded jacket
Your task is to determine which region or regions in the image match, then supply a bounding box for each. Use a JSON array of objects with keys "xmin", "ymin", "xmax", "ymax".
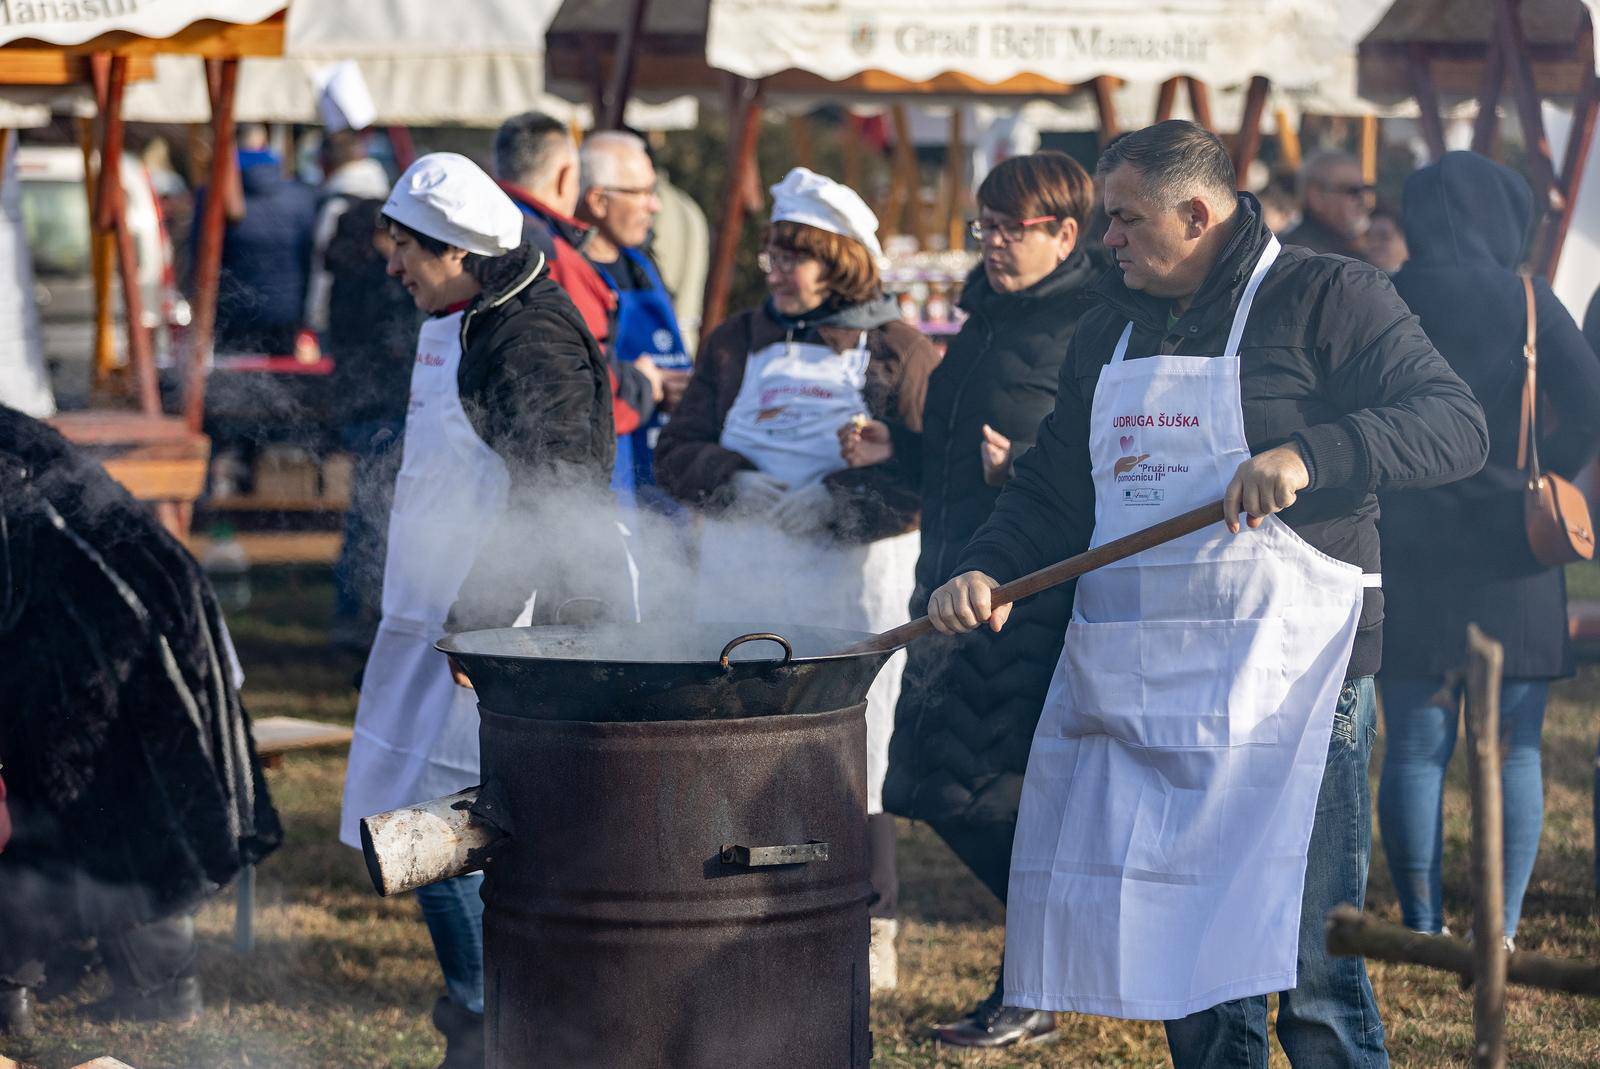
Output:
[
  {"xmin": 338, "ymin": 153, "xmax": 620, "ymax": 1069},
  {"xmin": 843, "ymin": 151, "xmax": 1098, "ymax": 1048},
  {"xmin": 1379, "ymin": 151, "xmax": 1600, "ymax": 947},
  {"xmin": 655, "ymin": 168, "xmax": 939, "ymax": 992}
]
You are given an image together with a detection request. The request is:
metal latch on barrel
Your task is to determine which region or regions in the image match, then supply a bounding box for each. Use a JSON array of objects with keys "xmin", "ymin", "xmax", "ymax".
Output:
[{"xmin": 720, "ymin": 841, "xmax": 830, "ymax": 867}]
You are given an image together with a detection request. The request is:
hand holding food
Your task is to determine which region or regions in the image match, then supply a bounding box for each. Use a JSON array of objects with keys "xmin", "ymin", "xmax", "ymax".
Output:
[{"xmin": 838, "ymin": 416, "xmax": 893, "ymax": 467}]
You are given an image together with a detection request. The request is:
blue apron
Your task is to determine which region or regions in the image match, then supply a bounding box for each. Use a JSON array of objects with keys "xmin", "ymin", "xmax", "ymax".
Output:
[{"xmin": 601, "ymin": 248, "xmax": 690, "ymax": 500}]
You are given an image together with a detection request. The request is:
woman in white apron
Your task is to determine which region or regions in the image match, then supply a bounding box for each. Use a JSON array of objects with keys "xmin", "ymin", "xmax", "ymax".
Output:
[
  {"xmin": 340, "ymin": 154, "xmax": 618, "ymax": 1069},
  {"xmin": 654, "ymin": 168, "xmax": 940, "ymax": 991}
]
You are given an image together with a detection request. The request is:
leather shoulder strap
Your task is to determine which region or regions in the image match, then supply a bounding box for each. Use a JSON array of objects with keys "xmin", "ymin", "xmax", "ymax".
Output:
[{"xmin": 1518, "ymin": 272, "xmax": 1542, "ymax": 482}]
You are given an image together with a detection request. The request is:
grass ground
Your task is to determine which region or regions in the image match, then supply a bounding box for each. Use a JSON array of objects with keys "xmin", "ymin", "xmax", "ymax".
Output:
[{"xmin": 3, "ymin": 565, "xmax": 1598, "ymax": 1068}]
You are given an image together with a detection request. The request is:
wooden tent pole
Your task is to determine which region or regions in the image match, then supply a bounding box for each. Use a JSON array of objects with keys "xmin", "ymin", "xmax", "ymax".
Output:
[
  {"xmin": 1185, "ymin": 77, "xmax": 1215, "ymax": 131},
  {"xmin": 97, "ymin": 55, "xmax": 159, "ymax": 415},
  {"xmin": 1472, "ymin": 35, "xmax": 1507, "ymax": 155},
  {"xmin": 701, "ymin": 77, "xmax": 762, "ymax": 346},
  {"xmin": 387, "ymin": 125, "xmax": 417, "ymax": 170},
  {"xmin": 841, "ymin": 113, "xmax": 862, "ymax": 194},
  {"xmin": 1497, "ymin": 0, "xmax": 1564, "ymax": 213},
  {"xmin": 1361, "ymin": 115, "xmax": 1380, "ymax": 186},
  {"xmin": 1408, "ymin": 44, "xmax": 1448, "ymax": 161},
  {"xmin": 887, "ymin": 104, "xmax": 919, "ymax": 240},
  {"xmin": 79, "ymin": 115, "xmax": 116, "ymax": 385},
  {"xmin": 1538, "ymin": 62, "xmax": 1600, "ymax": 275},
  {"xmin": 1092, "ymin": 77, "xmax": 1120, "ymax": 146},
  {"xmin": 186, "ymin": 57, "xmax": 239, "ymax": 435},
  {"xmin": 1231, "ymin": 76, "xmax": 1270, "ymax": 182},
  {"xmin": 1276, "ymin": 108, "xmax": 1302, "ymax": 170},
  {"xmin": 792, "ymin": 112, "xmax": 814, "ymax": 169},
  {"xmin": 1155, "ymin": 78, "xmax": 1179, "ymax": 122},
  {"xmin": 602, "ymin": 0, "xmax": 652, "ymax": 130},
  {"xmin": 945, "ymin": 108, "xmax": 965, "ymax": 252}
]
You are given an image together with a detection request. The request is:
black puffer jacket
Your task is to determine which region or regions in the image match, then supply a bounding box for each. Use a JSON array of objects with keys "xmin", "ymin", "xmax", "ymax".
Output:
[
  {"xmin": 1382, "ymin": 152, "xmax": 1600, "ymax": 679},
  {"xmin": 446, "ymin": 237, "xmax": 628, "ymax": 630},
  {"xmin": 883, "ymin": 252, "xmax": 1095, "ymax": 824},
  {"xmin": 959, "ymin": 194, "xmax": 1490, "ymax": 679}
]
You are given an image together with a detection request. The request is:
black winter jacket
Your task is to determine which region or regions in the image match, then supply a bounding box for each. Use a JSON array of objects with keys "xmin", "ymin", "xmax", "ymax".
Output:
[
  {"xmin": 883, "ymin": 253, "xmax": 1095, "ymax": 824},
  {"xmin": 446, "ymin": 239, "xmax": 628, "ymax": 630},
  {"xmin": 1382, "ymin": 152, "xmax": 1600, "ymax": 679},
  {"xmin": 959, "ymin": 194, "xmax": 1490, "ymax": 679}
]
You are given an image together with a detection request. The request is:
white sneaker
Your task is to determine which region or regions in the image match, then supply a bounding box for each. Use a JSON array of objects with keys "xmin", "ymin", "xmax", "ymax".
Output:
[{"xmin": 869, "ymin": 917, "xmax": 898, "ymax": 992}]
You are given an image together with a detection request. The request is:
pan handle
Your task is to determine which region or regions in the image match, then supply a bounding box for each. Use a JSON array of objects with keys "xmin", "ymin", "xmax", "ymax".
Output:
[{"xmin": 719, "ymin": 632, "xmax": 794, "ymax": 669}]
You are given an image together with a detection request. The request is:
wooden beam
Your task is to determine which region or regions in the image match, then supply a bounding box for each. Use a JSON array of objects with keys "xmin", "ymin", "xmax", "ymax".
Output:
[
  {"xmin": 1231, "ymin": 76, "xmax": 1270, "ymax": 183},
  {"xmin": 1276, "ymin": 108, "xmax": 1302, "ymax": 171},
  {"xmin": 1537, "ymin": 20, "xmax": 1600, "ymax": 275},
  {"xmin": 1361, "ymin": 115, "xmax": 1380, "ymax": 187},
  {"xmin": 1155, "ymin": 78, "xmax": 1180, "ymax": 123},
  {"xmin": 1185, "ymin": 77, "xmax": 1215, "ymax": 132},
  {"xmin": 76, "ymin": 115, "xmax": 116, "ymax": 386},
  {"xmin": 186, "ymin": 58, "xmax": 239, "ymax": 434},
  {"xmin": 701, "ymin": 77, "xmax": 762, "ymax": 346},
  {"xmin": 602, "ymin": 0, "xmax": 652, "ymax": 130},
  {"xmin": 1465, "ymin": 625, "xmax": 1508, "ymax": 1069},
  {"xmin": 0, "ymin": 50, "xmax": 152, "ymax": 86},
  {"xmin": 1497, "ymin": 0, "xmax": 1564, "ymax": 214},
  {"xmin": 1472, "ymin": 34, "xmax": 1507, "ymax": 156},
  {"xmin": 841, "ymin": 113, "xmax": 862, "ymax": 193},
  {"xmin": 885, "ymin": 104, "xmax": 918, "ymax": 238},
  {"xmin": 100, "ymin": 54, "xmax": 159, "ymax": 415},
  {"xmin": 1408, "ymin": 44, "xmax": 1448, "ymax": 162},
  {"xmin": 580, "ymin": 33, "xmax": 606, "ymax": 122},
  {"xmin": 792, "ymin": 113, "xmax": 814, "ymax": 169},
  {"xmin": 1092, "ymin": 76, "xmax": 1120, "ymax": 146},
  {"xmin": 945, "ymin": 108, "xmax": 966, "ymax": 253}
]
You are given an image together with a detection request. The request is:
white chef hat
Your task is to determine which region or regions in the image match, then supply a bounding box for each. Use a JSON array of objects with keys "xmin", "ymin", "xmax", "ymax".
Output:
[
  {"xmin": 383, "ymin": 152, "xmax": 523, "ymax": 258},
  {"xmin": 769, "ymin": 167, "xmax": 883, "ymax": 261}
]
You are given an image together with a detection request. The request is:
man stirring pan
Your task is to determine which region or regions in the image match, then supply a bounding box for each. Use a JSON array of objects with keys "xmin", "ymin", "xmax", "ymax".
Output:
[{"xmin": 926, "ymin": 121, "xmax": 1488, "ymax": 1068}]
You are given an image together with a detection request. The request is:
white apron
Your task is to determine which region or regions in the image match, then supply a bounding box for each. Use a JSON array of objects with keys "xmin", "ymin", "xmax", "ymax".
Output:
[
  {"xmin": 693, "ymin": 332, "xmax": 917, "ymax": 814},
  {"xmin": 339, "ymin": 310, "xmax": 511, "ymax": 848},
  {"xmin": 1003, "ymin": 237, "xmax": 1374, "ymax": 1019}
]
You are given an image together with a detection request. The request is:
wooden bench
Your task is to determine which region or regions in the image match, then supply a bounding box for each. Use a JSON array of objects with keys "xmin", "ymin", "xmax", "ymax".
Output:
[{"xmin": 236, "ymin": 717, "xmax": 354, "ymax": 951}]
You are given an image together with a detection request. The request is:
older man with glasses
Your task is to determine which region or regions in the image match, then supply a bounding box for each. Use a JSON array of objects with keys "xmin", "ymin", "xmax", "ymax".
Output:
[{"xmin": 1283, "ymin": 150, "xmax": 1375, "ymax": 259}]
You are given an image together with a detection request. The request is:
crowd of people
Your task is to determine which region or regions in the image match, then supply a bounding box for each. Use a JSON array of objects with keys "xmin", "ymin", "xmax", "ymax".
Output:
[{"xmin": 4, "ymin": 109, "xmax": 1600, "ymax": 1069}]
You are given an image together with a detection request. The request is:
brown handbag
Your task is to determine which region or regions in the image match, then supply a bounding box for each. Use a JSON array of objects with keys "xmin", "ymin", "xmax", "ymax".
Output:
[{"xmin": 1518, "ymin": 273, "xmax": 1596, "ymax": 565}]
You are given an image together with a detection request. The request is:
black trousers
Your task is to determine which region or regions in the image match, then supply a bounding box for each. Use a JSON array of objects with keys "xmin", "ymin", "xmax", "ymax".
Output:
[{"xmin": 929, "ymin": 819, "xmax": 1018, "ymax": 905}]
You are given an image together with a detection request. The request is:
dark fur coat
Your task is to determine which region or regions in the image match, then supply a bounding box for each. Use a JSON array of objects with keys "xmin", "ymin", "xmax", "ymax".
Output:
[{"xmin": 0, "ymin": 406, "xmax": 281, "ymax": 971}]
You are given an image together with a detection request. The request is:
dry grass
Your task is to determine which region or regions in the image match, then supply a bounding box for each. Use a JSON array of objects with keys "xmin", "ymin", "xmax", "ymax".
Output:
[{"xmin": 3, "ymin": 565, "xmax": 1598, "ymax": 1068}]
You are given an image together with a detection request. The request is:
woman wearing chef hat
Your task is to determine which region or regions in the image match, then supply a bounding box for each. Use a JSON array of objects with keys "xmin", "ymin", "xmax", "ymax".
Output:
[
  {"xmin": 655, "ymin": 167, "xmax": 939, "ymax": 990},
  {"xmin": 339, "ymin": 152, "xmax": 620, "ymax": 1068}
]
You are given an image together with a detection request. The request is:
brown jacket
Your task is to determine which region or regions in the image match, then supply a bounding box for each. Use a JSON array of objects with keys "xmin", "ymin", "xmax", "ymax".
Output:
[{"xmin": 656, "ymin": 301, "xmax": 939, "ymax": 543}]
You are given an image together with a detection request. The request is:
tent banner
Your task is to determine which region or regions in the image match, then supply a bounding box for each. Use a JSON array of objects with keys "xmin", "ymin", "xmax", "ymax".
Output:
[
  {"xmin": 285, "ymin": 0, "xmax": 561, "ymax": 57},
  {"xmin": 0, "ymin": 0, "xmax": 281, "ymax": 47},
  {"xmin": 707, "ymin": 0, "xmax": 1349, "ymax": 90}
]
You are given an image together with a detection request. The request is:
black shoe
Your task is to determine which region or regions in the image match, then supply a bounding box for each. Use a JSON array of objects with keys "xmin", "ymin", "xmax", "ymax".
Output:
[
  {"xmin": 87, "ymin": 974, "xmax": 202, "ymax": 1024},
  {"xmin": 431, "ymin": 995, "xmax": 485, "ymax": 1069},
  {"xmin": 0, "ymin": 985, "xmax": 36, "ymax": 1037},
  {"xmin": 933, "ymin": 976, "xmax": 1057, "ymax": 1049}
]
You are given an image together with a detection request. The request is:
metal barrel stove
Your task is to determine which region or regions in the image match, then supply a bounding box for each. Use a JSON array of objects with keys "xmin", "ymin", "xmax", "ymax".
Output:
[{"xmin": 361, "ymin": 622, "xmax": 897, "ymax": 1069}]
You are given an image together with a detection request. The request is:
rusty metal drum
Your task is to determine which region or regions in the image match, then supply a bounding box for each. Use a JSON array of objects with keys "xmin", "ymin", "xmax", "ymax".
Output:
[{"xmin": 437, "ymin": 622, "xmax": 891, "ymax": 1069}]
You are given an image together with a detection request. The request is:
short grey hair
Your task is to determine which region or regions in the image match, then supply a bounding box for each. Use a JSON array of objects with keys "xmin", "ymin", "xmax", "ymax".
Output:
[
  {"xmin": 1095, "ymin": 120, "xmax": 1236, "ymax": 206},
  {"xmin": 579, "ymin": 130, "xmax": 649, "ymax": 192},
  {"xmin": 1298, "ymin": 150, "xmax": 1361, "ymax": 198},
  {"xmin": 492, "ymin": 111, "xmax": 576, "ymax": 189}
]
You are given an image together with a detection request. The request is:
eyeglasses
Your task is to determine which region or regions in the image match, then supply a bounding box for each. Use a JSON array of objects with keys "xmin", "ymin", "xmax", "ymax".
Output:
[
  {"xmin": 968, "ymin": 215, "xmax": 1061, "ymax": 243},
  {"xmin": 758, "ymin": 247, "xmax": 811, "ymax": 273},
  {"xmin": 1320, "ymin": 182, "xmax": 1376, "ymax": 198},
  {"xmin": 600, "ymin": 184, "xmax": 659, "ymax": 198}
]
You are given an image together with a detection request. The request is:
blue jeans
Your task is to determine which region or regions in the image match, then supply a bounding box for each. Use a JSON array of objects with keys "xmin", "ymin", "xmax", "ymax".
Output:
[
  {"xmin": 415, "ymin": 873, "xmax": 485, "ymax": 1014},
  {"xmin": 1164, "ymin": 677, "xmax": 1389, "ymax": 1069},
  {"xmin": 1378, "ymin": 676, "xmax": 1548, "ymax": 938}
]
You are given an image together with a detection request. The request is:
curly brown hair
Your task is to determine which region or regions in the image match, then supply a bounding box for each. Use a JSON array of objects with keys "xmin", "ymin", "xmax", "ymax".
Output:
[{"xmin": 766, "ymin": 219, "xmax": 880, "ymax": 305}]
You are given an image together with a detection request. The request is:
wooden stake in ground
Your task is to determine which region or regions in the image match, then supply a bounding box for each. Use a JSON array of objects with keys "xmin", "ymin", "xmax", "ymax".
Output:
[{"xmin": 1465, "ymin": 623, "xmax": 1508, "ymax": 1069}]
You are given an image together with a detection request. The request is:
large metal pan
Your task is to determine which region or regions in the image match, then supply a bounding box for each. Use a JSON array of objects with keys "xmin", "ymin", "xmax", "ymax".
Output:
[{"xmin": 437, "ymin": 622, "xmax": 894, "ymax": 723}]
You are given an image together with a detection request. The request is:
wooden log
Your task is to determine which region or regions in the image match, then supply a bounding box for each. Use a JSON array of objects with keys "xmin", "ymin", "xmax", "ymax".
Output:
[
  {"xmin": 1465, "ymin": 624, "xmax": 1508, "ymax": 1069},
  {"xmin": 185, "ymin": 57, "xmax": 239, "ymax": 434},
  {"xmin": 699, "ymin": 77, "xmax": 762, "ymax": 345},
  {"xmin": 1326, "ymin": 904, "xmax": 1600, "ymax": 997},
  {"xmin": 360, "ymin": 787, "xmax": 506, "ymax": 896},
  {"xmin": 836, "ymin": 499, "xmax": 1225, "ymax": 656}
]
